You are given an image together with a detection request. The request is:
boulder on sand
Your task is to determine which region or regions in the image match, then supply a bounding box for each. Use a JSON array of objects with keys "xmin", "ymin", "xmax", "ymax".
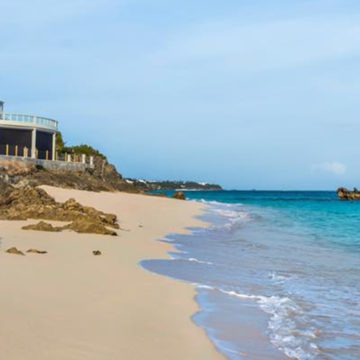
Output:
[
  {"xmin": 26, "ymin": 249, "xmax": 48, "ymax": 254},
  {"xmin": 23, "ymin": 219, "xmax": 117, "ymax": 236},
  {"xmin": 22, "ymin": 221, "xmax": 61, "ymax": 232},
  {"xmin": 0, "ymin": 186, "xmax": 120, "ymax": 236},
  {"xmin": 6, "ymin": 247, "xmax": 25, "ymax": 256},
  {"xmin": 63, "ymin": 218, "xmax": 118, "ymax": 236}
]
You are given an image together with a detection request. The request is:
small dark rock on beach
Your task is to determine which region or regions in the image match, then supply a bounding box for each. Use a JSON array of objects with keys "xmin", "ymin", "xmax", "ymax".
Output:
[{"xmin": 6, "ymin": 247, "xmax": 25, "ymax": 256}]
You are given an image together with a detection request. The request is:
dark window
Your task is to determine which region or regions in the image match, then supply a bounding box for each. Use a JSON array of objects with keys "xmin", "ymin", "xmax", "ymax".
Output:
[
  {"xmin": 0, "ymin": 128, "xmax": 32, "ymax": 156},
  {"xmin": 36, "ymin": 131, "xmax": 53, "ymax": 160}
]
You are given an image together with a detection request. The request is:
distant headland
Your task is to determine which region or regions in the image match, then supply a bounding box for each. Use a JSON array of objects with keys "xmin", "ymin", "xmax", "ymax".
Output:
[{"xmin": 125, "ymin": 179, "xmax": 223, "ymax": 191}]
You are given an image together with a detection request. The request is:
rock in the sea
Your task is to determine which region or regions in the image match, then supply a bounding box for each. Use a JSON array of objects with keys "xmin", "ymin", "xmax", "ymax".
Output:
[
  {"xmin": 173, "ymin": 191, "xmax": 186, "ymax": 200},
  {"xmin": 93, "ymin": 250, "xmax": 102, "ymax": 256},
  {"xmin": 337, "ymin": 187, "xmax": 360, "ymax": 200},
  {"xmin": 6, "ymin": 247, "xmax": 25, "ymax": 256},
  {"xmin": 26, "ymin": 249, "xmax": 48, "ymax": 254},
  {"xmin": 22, "ymin": 221, "xmax": 61, "ymax": 232}
]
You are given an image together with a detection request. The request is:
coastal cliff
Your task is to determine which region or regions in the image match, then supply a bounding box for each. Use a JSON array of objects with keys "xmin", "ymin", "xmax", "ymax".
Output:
[
  {"xmin": 0, "ymin": 136, "xmax": 221, "ymax": 195},
  {"xmin": 0, "ymin": 154, "xmax": 138, "ymax": 193}
]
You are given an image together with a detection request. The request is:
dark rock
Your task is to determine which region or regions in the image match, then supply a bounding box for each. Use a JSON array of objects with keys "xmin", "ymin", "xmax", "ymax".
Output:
[
  {"xmin": 24, "ymin": 157, "xmax": 138, "ymax": 192},
  {"xmin": 0, "ymin": 187, "xmax": 56, "ymax": 220},
  {"xmin": 173, "ymin": 191, "xmax": 186, "ymax": 200},
  {"xmin": 93, "ymin": 250, "xmax": 102, "ymax": 256},
  {"xmin": 26, "ymin": 249, "xmax": 48, "ymax": 254},
  {"xmin": 0, "ymin": 155, "xmax": 139, "ymax": 193},
  {"xmin": 63, "ymin": 218, "xmax": 118, "ymax": 236},
  {"xmin": 22, "ymin": 221, "xmax": 61, "ymax": 232},
  {"xmin": 6, "ymin": 247, "xmax": 25, "ymax": 256},
  {"xmin": 0, "ymin": 186, "xmax": 120, "ymax": 236},
  {"xmin": 337, "ymin": 187, "xmax": 360, "ymax": 200}
]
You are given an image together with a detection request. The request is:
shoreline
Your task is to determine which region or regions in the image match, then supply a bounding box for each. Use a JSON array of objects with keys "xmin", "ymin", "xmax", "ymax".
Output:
[
  {"xmin": 142, "ymin": 198, "xmax": 290, "ymax": 360},
  {"xmin": 0, "ymin": 186, "xmax": 224, "ymax": 360}
]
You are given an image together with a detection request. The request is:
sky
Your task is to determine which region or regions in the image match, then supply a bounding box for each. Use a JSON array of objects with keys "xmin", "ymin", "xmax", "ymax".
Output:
[{"xmin": 1, "ymin": 0, "xmax": 360, "ymax": 190}]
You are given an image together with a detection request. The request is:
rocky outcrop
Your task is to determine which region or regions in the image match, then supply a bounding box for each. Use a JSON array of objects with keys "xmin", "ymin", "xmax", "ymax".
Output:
[
  {"xmin": 173, "ymin": 191, "xmax": 186, "ymax": 200},
  {"xmin": 5, "ymin": 247, "xmax": 47, "ymax": 255},
  {"xmin": 0, "ymin": 187, "xmax": 58, "ymax": 220},
  {"xmin": 337, "ymin": 187, "xmax": 360, "ymax": 200},
  {"xmin": 23, "ymin": 221, "xmax": 61, "ymax": 232},
  {"xmin": 0, "ymin": 186, "xmax": 119, "ymax": 236},
  {"xmin": 63, "ymin": 218, "xmax": 118, "ymax": 236},
  {"xmin": 0, "ymin": 160, "xmax": 35, "ymax": 177},
  {"xmin": 29, "ymin": 157, "xmax": 138, "ymax": 192},
  {"xmin": 0, "ymin": 157, "xmax": 139, "ymax": 193},
  {"xmin": 6, "ymin": 247, "xmax": 25, "ymax": 256},
  {"xmin": 24, "ymin": 218, "xmax": 118, "ymax": 237},
  {"xmin": 27, "ymin": 249, "xmax": 48, "ymax": 254}
]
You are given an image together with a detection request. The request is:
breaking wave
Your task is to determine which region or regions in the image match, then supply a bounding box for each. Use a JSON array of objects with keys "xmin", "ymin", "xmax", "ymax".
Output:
[{"xmin": 196, "ymin": 284, "xmax": 320, "ymax": 360}]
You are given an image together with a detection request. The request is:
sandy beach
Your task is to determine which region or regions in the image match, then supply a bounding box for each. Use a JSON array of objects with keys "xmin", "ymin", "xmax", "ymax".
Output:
[{"xmin": 0, "ymin": 186, "xmax": 224, "ymax": 360}]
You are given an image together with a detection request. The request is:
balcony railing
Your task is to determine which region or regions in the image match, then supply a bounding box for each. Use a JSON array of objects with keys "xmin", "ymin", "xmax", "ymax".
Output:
[
  {"xmin": 0, "ymin": 112, "xmax": 58, "ymax": 131},
  {"xmin": 0, "ymin": 144, "xmax": 94, "ymax": 167}
]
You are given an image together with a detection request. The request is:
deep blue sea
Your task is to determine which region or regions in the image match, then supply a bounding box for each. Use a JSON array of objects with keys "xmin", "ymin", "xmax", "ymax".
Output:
[{"xmin": 142, "ymin": 191, "xmax": 360, "ymax": 360}]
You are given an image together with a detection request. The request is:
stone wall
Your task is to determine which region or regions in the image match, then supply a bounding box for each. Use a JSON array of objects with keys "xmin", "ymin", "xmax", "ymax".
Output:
[{"xmin": 0, "ymin": 155, "xmax": 92, "ymax": 172}]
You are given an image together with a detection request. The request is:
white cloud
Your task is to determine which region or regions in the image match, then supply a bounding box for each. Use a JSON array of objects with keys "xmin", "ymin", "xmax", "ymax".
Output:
[{"xmin": 313, "ymin": 161, "xmax": 347, "ymax": 175}]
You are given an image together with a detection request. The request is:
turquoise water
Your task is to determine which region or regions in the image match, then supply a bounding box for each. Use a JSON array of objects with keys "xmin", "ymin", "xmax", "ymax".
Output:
[{"xmin": 142, "ymin": 191, "xmax": 360, "ymax": 359}]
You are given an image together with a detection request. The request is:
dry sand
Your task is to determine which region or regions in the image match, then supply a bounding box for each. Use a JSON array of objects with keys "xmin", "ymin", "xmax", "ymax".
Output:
[{"xmin": 0, "ymin": 186, "xmax": 224, "ymax": 360}]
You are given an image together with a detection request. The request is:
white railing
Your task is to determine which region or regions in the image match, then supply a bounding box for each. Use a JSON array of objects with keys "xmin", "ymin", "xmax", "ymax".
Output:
[{"xmin": 0, "ymin": 112, "xmax": 58, "ymax": 131}]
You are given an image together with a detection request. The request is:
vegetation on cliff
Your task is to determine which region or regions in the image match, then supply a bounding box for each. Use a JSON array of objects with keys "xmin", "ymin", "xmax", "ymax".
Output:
[
  {"xmin": 57, "ymin": 132, "xmax": 106, "ymax": 159},
  {"xmin": 0, "ymin": 131, "xmax": 138, "ymax": 192},
  {"xmin": 0, "ymin": 131, "xmax": 221, "ymax": 196}
]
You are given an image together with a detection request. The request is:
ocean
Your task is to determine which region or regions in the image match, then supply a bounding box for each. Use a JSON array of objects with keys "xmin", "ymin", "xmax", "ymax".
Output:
[{"xmin": 142, "ymin": 191, "xmax": 360, "ymax": 360}]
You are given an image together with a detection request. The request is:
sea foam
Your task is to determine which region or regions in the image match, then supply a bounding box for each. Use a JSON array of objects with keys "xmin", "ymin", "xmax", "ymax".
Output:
[{"xmin": 196, "ymin": 284, "xmax": 319, "ymax": 360}]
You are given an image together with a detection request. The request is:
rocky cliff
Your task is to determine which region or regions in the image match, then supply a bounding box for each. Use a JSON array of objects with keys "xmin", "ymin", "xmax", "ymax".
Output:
[{"xmin": 0, "ymin": 156, "xmax": 138, "ymax": 193}]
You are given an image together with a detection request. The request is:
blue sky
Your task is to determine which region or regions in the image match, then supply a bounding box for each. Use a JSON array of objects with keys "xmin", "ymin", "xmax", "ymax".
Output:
[{"xmin": 1, "ymin": 0, "xmax": 360, "ymax": 189}]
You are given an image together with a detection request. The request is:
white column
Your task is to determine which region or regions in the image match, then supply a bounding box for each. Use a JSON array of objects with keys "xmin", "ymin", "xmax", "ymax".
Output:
[
  {"xmin": 52, "ymin": 133, "xmax": 56, "ymax": 161},
  {"xmin": 31, "ymin": 128, "xmax": 37, "ymax": 159}
]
